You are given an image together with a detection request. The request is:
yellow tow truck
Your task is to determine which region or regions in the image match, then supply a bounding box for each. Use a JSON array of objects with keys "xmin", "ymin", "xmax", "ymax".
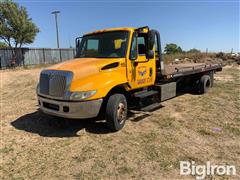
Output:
[{"xmin": 37, "ymin": 26, "xmax": 222, "ymax": 131}]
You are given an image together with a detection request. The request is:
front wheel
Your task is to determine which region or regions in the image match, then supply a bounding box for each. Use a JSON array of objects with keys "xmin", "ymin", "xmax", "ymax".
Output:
[{"xmin": 105, "ymin": 94, "xmax": 127, "ymax": 131}]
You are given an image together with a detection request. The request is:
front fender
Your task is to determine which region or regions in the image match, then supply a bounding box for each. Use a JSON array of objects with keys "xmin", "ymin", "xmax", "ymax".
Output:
[{"xmin": 70, "ymin": 68, "xmax": 128, "ymax": 100}]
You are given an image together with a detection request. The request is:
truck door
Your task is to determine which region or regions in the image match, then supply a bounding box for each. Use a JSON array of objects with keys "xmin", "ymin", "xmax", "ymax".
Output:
[{"xmin": 127, "ymin": 32, "xmax": 156, "ymax": 89}]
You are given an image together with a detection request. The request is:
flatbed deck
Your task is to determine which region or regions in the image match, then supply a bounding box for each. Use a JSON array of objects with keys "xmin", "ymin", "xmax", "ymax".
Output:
[{"xmin": 163, "ymin": 63, "xmax": 222, "ymax": 78}]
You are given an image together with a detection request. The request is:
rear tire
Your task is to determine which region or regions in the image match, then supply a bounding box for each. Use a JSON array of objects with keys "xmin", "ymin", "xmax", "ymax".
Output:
[
  {"xmin": 199, "ymin": 75, "xmax": 211, "ymax": 94},
  {"xmin": 209, "ymin": 71, "xmax": 214, "ymax": 87},
  {"xmin": 105, "ymin": 94, "xmax": 127, "ymax": 131}
]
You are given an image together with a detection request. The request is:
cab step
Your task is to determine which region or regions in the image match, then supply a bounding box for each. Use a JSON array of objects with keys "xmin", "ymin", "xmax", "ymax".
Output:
[
  {"xmin": 134, "ymin": 90, "xmax": 159, "ymax": 99},
  {"xmin": 141, "ymin": 102, "xmax": 162, "ymax": 112}
]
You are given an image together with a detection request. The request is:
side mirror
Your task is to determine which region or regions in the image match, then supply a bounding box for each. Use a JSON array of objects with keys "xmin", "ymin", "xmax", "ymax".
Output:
[
  {"xmin": 76, "ymin": 39, "xmax": 80, "ymax": 48},
  {"xmin": 147, "ymin": 30, "xmax": 155, "ymax": 50},
  {"xmin": 146, "ymin": 50, "xmax": 154, "ymax": 59},
  {"xmin": 75, "ymin": 37, "xmax": 82, "ymax": 48}
]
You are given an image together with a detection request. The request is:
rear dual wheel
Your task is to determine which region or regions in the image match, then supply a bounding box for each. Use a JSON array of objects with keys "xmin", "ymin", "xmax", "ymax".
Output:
[
  {"xmin": 105, "ymin": 94, "xmax": 127, "ymax": 131},
  {"xmin": 199, "ymin": 75, "xmax": 212, "ymax": 94}
]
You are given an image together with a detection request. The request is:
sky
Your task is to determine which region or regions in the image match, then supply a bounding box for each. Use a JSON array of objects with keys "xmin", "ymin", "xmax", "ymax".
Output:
[{"xmin": 16, "ymin": 0, "xmax": 239, "ymax": 52}]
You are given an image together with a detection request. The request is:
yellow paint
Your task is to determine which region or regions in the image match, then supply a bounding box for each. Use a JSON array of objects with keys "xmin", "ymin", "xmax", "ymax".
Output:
[
  {"xmin": 46, "ymin": 27, "xmax": 156, "ymax": 100},
  {"xmin": 85, "ymin": 27, "xmax": 134, "ymax": 35},
  {"xmin": 46, "ymin": 58, "xmax": 127, "ymax": 100},
  {"xmin": 126, "ymin": 54, "xmax": 156, "ymax": 89}
]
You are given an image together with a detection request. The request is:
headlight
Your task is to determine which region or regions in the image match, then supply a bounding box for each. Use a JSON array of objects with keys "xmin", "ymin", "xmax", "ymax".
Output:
[{"xmin": 70, "ymin": 90, "xmax": 97, "ymax": 101}]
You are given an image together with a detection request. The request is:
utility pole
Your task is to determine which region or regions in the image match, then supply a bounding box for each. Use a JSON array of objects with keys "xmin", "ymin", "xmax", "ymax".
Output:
[{"xmin": 52, "ymin": 11, "xmax": 60, "ymax": 48}]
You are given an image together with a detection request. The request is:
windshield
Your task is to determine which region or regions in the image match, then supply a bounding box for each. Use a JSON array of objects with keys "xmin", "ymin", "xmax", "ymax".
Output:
[{"xmin": 76, "ymin": 31, "xmax": 129, "ymax": 58}]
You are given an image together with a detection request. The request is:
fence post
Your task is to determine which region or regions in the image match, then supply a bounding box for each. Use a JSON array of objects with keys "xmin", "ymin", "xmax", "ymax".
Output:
[
  {"xmin": 42, "ymin": 48, "xmax": 45, "ymax": 64},
  {"xmin": 59, "ymin": 48, "xmax": 62, "ymax": 62},
  {"xmin": 21, "ymin": 48, "xmax": 24, "ymax": 66}
]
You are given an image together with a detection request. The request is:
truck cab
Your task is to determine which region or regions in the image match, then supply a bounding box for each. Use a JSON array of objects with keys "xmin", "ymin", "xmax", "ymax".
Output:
[{"xmin": 37, "ymin": 26, "xmax": 222, "ymax": 131}]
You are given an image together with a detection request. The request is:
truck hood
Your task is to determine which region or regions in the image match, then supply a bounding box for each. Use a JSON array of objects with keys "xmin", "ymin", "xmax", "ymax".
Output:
[{"xmin": 46, "ymin": 58, "xmax": 122, "ymax": 81}]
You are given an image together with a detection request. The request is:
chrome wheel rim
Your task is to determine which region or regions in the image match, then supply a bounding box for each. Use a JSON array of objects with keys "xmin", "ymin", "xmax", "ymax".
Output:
[{"xmin": 117, "ymin": 102, "xmax": 126, "ymax": 124}]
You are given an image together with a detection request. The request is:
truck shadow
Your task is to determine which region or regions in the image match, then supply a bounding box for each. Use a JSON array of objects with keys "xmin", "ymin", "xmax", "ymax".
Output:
[
  {"xmin": 11, "ymin": 110, "xmax": 113, "ymax": 137},
  {"xmin": 11, "ymin": 104, "xmax": 164, "ymax": 137}
]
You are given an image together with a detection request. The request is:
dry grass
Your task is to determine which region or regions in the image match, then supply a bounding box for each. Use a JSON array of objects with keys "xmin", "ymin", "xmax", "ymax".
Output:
[{"xmin": 0, "ymin": 66, "xmax": 239, "ymax": 179}]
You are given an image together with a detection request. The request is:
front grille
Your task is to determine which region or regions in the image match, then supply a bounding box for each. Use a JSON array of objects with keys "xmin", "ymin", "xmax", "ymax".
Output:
[
  {"xmin": 40, "ymin": 74, "xmax": 49, "ymax": 95},
  {"xmin": 49, "ymin": 75, "xmax": 66, "ymax": 97},
  {"xmin": 39, "ymin": 70, "xmax": 73, "ymax": 98}
]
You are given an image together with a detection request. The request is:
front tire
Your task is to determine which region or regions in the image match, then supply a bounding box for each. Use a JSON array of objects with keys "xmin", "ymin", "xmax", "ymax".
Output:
[{"xmin": 105, "ymin": 94, "xmax": 127, "ymax": 131}]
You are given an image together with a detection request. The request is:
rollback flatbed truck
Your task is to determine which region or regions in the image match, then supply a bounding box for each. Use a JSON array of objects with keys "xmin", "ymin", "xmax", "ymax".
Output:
[{"xmin": 37, "ymin": 26, "xmax": 222, "ymax": 131}]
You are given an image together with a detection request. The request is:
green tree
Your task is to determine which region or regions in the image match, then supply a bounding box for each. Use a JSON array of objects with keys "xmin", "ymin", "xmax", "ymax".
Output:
[
  {"xmin": 0, "ymin": 0, "xmax": 39, "ymax": 65},
  {"xmin": 0, "ymin": 41, "xmax": 8, "ymax": 48},
  {"xmin": 188, "ymin": 48, "xmax": 201, "ymax": 53},
  {"xmin": 164, "ymin": 43, "xmax": 183, "ymax": 54},
  {"xmin": 216, "ymin": 52, "xmax": 224, "ymax": 59}
]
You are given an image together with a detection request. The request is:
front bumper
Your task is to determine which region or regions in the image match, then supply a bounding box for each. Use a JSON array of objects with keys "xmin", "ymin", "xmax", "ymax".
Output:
[{"xmin": 38, "ymin": 96, "xmax": 103, "ymax": 119}]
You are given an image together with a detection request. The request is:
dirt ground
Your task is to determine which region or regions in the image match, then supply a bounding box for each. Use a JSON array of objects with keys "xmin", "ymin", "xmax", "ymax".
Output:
[{"xmin": 0, "ymin": 65, "xmax": 239, "ymax": 179}]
